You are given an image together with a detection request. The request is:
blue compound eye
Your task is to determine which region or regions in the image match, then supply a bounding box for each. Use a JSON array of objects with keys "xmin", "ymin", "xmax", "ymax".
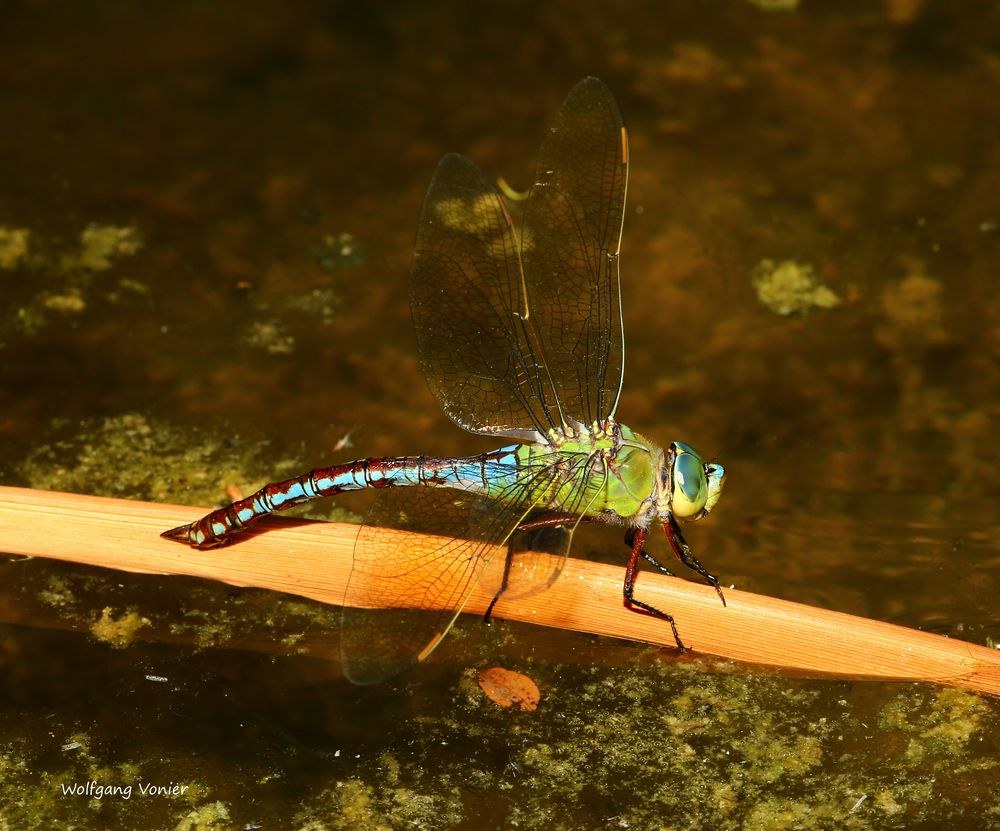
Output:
[
  {"xmin": 668, "ymin": 442, "xmax": 726, "ymax": 520},
  {"xmin": 670, "ymin": 443, "xmax": 708, "ymax": 519}
]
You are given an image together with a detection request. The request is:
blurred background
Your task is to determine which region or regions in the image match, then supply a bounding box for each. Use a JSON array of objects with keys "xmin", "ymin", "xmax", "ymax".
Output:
[{"xmin": 1, "ymin": 1, "xmax": 998, "ymax": 828}]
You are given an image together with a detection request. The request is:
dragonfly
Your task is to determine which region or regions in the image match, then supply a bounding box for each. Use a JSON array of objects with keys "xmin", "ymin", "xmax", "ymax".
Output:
[{"xmin": 163, "ymin": 77, "xmax": 726, "ymax": 685}]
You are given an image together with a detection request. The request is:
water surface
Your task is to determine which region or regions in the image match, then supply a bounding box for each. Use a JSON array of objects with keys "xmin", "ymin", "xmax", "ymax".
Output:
[{"xmin": 1, "ymin": 1, "xmax": 998, "ymax": 828}]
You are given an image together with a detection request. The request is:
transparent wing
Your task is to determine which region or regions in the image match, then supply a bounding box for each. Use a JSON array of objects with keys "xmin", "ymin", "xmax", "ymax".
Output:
[
  {"xmin": 339, "ymin": 451, "xmax": 602, "ymax": 685},
  {"xmin": 520, "ymin": 76, "xmax": 628, "ymax": 428},
  {"xmin": 410, "ymin": 77, "xmax": 628, "ymax": 440},
  {"xmin": 410, "ymin": 152, "xmax": 555, "ymax": 440}
]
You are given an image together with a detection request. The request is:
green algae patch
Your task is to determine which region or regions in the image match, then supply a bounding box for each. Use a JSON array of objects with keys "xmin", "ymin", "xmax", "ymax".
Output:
[
  {"xmin": 37, "ymin": 575, "xmax": 78, "ymax": 609},
  {"xmin": 313, "ymin": 231, "xmax": 366, "ymax": 272},
  {"xmin": 0, "ymin": 227, "xmax": 30, "ymax": 269},
  {"xmin": 40, "ymin": 289, "xmax": 87, "ymax": 313},
  {"xmin": 17, "ymin": 412, "xmax": 356, "ymax": 524},
  {"xmin": 752, "ymin": 259, "xmax": 842, "ymax": 316},
  {"xmin": 0, "ymin": 222, "xmax": 145, "ymax": 338},
  {"xmin": 879, "ymin": 686, "xmax": 991, "ymax": 756},
  {"xmin": 294, "ymin": 778, "xmax": 464, "ymax": 831},
  {"xmin": 382, "ymin": 652, "xmax": 1000, "ymax": 830},
  {"xmin": 70, "ymin": 224, "xmax": 142, "ymax": 273},
  {"xmin": 2, "ymin": 587, "xmax": 999, "ymax": 829},
  {"xmin": 11, "ymin": 546, "xmax": 343, "ymax": 661},
  {"xmin": 90, "ymin": 607, "xmax": 151, "ymax": 648},
  {"xmin": 173, "ymin": 800, "xmax": 232, "ymax": 831},
  {"xmin": 245, "ymin": 319, "xmax": 296, "ymax": 355},
  {"xmin": 0, "ymin": 732, "xmax": 215, "ymax": 831}
]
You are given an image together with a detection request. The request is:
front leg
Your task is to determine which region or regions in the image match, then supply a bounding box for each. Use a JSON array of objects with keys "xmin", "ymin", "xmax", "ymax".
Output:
[
  {"xmin": 624, "ymin": 527, "xmax": 677, "ymax": 577},
  {"xmin": 623, "ymin": 526, "xmax": 687, "ymax": 652},
  {"xmin": 665, "ymin": 515, "xmax": 727, "ymax": 606}
]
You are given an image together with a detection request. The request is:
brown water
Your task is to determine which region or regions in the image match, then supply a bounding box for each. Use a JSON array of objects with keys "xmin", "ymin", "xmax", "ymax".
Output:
[{"xmin": 1, "ymin": 1, "xmax": 998, "ymax": 828}]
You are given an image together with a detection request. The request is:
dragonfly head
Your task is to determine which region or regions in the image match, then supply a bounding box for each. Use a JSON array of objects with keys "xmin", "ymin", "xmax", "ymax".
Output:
[{"xmin": 661, "ymin": 441, "xmax": 725, "ymax": 522}]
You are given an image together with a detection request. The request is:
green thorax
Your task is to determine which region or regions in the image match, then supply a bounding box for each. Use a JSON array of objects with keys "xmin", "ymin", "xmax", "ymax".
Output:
[{"xmin": 514, "ymin": 423, "xmax": 661, "ymax": 523}]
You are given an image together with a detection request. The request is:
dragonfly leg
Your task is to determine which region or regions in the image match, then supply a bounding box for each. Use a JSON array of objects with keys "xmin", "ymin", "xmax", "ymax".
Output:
[
  {"xmin": 483, "ymin": 512, "xmax": 579, "ymax": 623},
  {"xmin": 483, "ymin": 545, "xmax": 514, "ymax": 624},
  {"xmin": 664, "ymin": 515, "xmax": 727, "ymax": 607},
  {"xmin": 624, "ymin": 527, "xmax": 677, "ymax": 577},
  {"xmin": 623, "ymin": 526, "xmax": 687, "ymax": 652}
]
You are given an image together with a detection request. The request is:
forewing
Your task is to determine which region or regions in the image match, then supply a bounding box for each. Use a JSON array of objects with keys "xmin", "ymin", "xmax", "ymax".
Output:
[
  {"xmin": 410, "ymin": 153, "xmax": 557, "ymax": 440},
  {"xmin": 520, "ymin": 76, "xmax": 628, "ymax": 427}
]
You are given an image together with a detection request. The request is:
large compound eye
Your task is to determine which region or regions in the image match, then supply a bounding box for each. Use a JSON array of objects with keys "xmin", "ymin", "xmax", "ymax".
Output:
[{"xmin": 670, "ymin": 442, "xmax": 709, "ymax": 519}]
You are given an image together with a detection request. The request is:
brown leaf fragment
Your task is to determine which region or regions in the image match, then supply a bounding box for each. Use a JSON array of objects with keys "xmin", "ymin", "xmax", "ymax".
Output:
[{"xmin": 477, "ymin": 667, "xmax": 541, "ymax": 712}]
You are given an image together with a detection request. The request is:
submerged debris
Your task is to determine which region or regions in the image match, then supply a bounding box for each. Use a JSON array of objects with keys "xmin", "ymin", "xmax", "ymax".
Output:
[
  {"xmin": 752, "ymin": 258, "xmax": 841, "ymax": 316},
  {"xmin": 0, "ymin": 222, "xmax": 145, "ymax": 337},
  {"xmin": 0, "ymin": 227, "xmax": 30, "ymax": 269},
  {"xmin": 90, "ymin": 607, "xmax": 151, "ymax": 648},
  {"xmin": 477, "ymin": 667, "xmax": 541, "ymax": 711},
  {"xmin": 65, "ymin": 224, "xmax": 143, "ymax": 272},
  {"xmin": 313, "ymin": 231, "xmax": 365, "ymax": 271}
]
